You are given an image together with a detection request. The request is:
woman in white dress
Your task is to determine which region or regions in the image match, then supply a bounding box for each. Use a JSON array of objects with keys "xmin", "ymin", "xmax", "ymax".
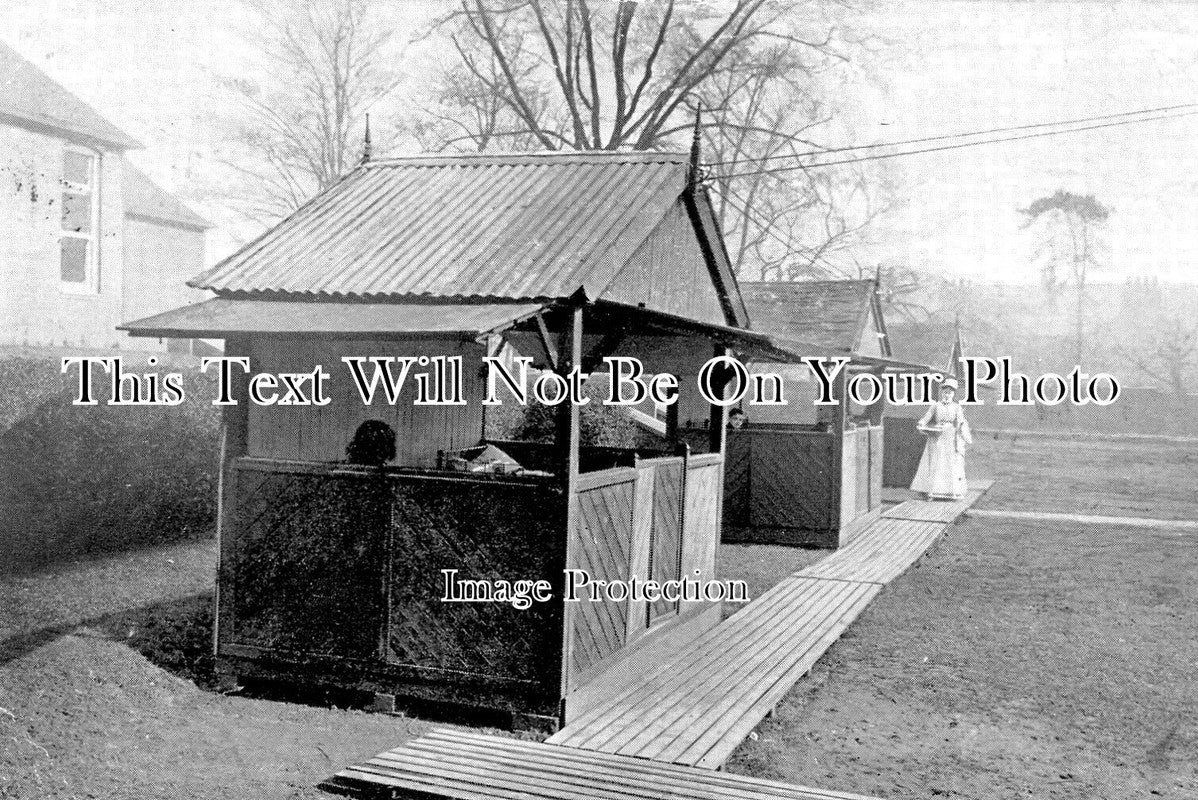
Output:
[{"xmin": 910, "ymin": 377, "xmax": 972, "ymax": 500}]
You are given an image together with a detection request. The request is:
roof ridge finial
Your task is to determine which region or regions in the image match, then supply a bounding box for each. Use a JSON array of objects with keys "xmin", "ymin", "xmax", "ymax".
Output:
[
  {"xmin": 688, "ymin": 102, "xmax": 703, "ymax": 185},
  {"xmin": 361, "ymin": 114, "xmax": 372, "ymax": 165}
]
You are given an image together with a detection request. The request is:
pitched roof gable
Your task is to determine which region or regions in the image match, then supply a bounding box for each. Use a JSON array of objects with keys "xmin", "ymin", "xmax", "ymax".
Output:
[
  {"xmin": 123, "ymin": 162, "xmax": 210, "ymax": 231},
  {"xmin": 740, "ymin": 279, "xmax": 883, "ymax": 354},
  {"xmin": 0, "ymin": 40, "xmax": 141, "ymax": 151},
  {"xmin": 886, "ymin": 321, "xmax": 963, "ymax": 372},
  {"xmin": 190, "ymin": 152, "xmax": 722, "ymax": 308}
]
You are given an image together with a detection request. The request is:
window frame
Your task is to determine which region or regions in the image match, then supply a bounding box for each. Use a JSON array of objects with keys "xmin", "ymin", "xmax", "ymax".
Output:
[{"xmin": 58, "ymin": 146, "xmax": 101, "ymax": 294}]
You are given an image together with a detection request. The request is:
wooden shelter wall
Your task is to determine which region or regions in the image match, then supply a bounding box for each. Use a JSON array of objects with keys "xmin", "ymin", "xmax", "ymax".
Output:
[
  {"xmin": 386, "ymin": 477, "xmax": 563, "ymax": 686},
  {"xmin": 246, "ymin": 337, "xmax": 486, "ymax": 468},
  {"xmin": 219, "ymin": 460, "xmax": 564, "ymax": 712},
  {"xmin": 723, "ymin": 427, "xmax": 886, "ymax": 547},
  {"xmin": 569, "ymin": 469, "xmax": 637, "ymax": 681},
  {"xmin": 564, "ymin": 453, "xmax": 723, "ymax": 695},
  {"xmin": 882, "ymin": 416, "xmax": 926, "ymax": 487},
  {"xmin": 601, "ymin": 199, "xmax": 726, "ymax": 328}
]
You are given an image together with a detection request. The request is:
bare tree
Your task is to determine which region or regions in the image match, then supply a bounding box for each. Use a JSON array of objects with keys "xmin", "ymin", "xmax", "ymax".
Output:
[
  {"xmin": 419, "ymin": 0, "xmax": 885, "ymax": 279},
  {"xmin": 1117, "ymin": 312, "xmax": 1198, "ymax": 404},
  {"xmin": 220, "ymin": 0, "xmax": 401, "ymax": 221},
  {"xmin": 1020, "ymin": 190, "xmax": 1112, "ymax": 362}
]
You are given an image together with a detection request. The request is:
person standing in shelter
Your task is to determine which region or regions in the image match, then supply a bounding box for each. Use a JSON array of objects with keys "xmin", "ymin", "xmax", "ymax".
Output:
[{"xmin": 910, "ymin": 377, "xmax": 972, "ymax": 500}]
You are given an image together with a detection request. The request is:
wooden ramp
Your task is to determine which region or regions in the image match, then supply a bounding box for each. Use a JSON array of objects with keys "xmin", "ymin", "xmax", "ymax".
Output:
[
  {"xmin": 324, "ymin": 728, "xmax": 882, "ymax": 800},
  {"xmin": 328, "ymin": 484, "xmax": 992, "ymax": 798}
]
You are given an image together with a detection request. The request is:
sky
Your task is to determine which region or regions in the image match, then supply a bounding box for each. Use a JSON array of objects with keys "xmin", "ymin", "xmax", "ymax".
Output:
[{"xmin": 5, "ymin": 0, "xmax": 1198, "ymax": 283}]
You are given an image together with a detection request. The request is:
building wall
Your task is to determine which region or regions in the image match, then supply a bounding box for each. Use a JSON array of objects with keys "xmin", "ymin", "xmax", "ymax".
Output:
[
  {"xmin": 600, "ymin": 199, "xmax": 728, "ymax": 328},
  {"xmin": 245, "ymin": 337, "xmax": 488, "ymax": 468},
  {"xmin": 0, "ymin": 123, "xmax": 205, "ymax": 351},
  {"xmin": 0, "ymin": 124, "xmax": 127, "ymax": 348},
  {"xmin": 121, "ymin": 215, "xmax": 206, "ymax": 344}
]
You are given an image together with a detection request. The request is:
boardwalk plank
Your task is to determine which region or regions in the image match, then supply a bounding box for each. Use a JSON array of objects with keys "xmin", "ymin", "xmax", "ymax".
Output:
[
  {"xmin": 329, "ymin": 728, "xmax": 883, "ymax": 800},
  {"xmin": 330, "ymin": 489, "xmax": 989, "ymax": 800}
]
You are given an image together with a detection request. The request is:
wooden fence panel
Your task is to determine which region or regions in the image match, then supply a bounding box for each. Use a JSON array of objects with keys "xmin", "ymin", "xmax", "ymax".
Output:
[
  {"xmin": 568, "ymin": 471, "xmax": 637, "ymax": 682},
  {"xmin": 226, "ymin": 466, "xmax": 387, "ymax": 660},
  {"xmin": 883, "ymin": 416, "xmax": 925, "ymax": 488},
  {"xmin": 387, "ymin": 477, "xmax": 562, "ymax": 687},
  {"xmin": 646, "ymin": 457, "xmax": 685, "ymax": 623},
  {"xmin": 749, "ymin": 433, "xmax": 834, "ymax": 531},
  {"xmin": 682, "ymin": 458, "xmax": 722, "ymax": 582},
  {"xmin": 723, "ymin": 434, "xmax": 750, "ymax": 527},
  {"xmin": 856, "ymin": 429, "xmax": 871, "ymax": 514},
  {"xmin": 869, "ymin": 425, "xmax": 884, "ymax": 508},
  {"xmin": 224, "ymin": 461, "xmax": 564, "ymax": 700}
]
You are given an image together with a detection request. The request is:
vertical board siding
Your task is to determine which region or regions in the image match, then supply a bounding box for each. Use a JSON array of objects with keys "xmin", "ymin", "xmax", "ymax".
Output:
[
  {"xmin": 840, "ymin": 429, "xmax": 857, "ymax": 526},
  {"xmin": 647, "ymin": 458, "xmax": 685, "ymax": 622},
  {"xmin": 568, "ymin": 471, "xmax": 637, "ymax": 683},
  {"xmin": 682, "ymin": 458, "xmax": 722, "ymax": 582},
  {"xmin": 869, "ymin": 424, "xmax": 885, "ymax": 506},
  {"xmin": 247, "ymin": 337, "xmax": 486, "ymax": 467},
  {"xmin": 566, "ymin": 455, "xmax": 722, "ymax": 692},
  {"xmin": 856, "ymin": 428, "xmax": 871, "ymax": 514},
  {"xmin": 600, "ymin": 199, "xmax": 727, "ymax": 328},
  {"xmin": 624, "ymin": 468, "xmax": 655, "ymax": 640}
]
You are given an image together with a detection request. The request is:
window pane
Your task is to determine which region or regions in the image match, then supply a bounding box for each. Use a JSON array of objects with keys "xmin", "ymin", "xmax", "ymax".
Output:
[
  {"xmin": 61, "ymin": 191, "xmax": 92, "ymax": 233},
  {"xmin": 61, "ymin": 238, "xmax": 88, "ymax": 283},
  {"xmin": 64, "ymin": 151, "xmax": 93, "ymax": 186}
]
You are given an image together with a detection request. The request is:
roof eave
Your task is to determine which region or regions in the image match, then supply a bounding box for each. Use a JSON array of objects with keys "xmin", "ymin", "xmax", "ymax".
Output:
[
  {"xmin": 683, "ymin": 182, "xmax": 751, "ymax": 329},
  {"xmin": 0, "ymin": 109, "xmax": 143, "ymax": 151}
]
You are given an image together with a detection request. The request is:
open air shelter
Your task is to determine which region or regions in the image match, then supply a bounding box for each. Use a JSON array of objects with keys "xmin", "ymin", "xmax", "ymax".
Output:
[
  {"xmin": 724, "ymin": 279, "xmax": 933, "ymax": 547},
  {"xmin": 124, "ymin": 150, "xmax": 774, "ymax": 730}
]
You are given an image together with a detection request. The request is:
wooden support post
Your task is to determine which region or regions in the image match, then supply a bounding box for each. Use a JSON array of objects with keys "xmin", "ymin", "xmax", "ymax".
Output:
[
  {"xmin": 214, "ymin": 336, "xmax": 250, "ymax": 658},
  {"xmin": 835, "ymin": 368, "xmax": 849, "ymax": 432},
  {"xmin": 665, "ymin": 401, "xmax": 680, "ymax": 443},
  {"xmin": 868, "ymin": 366, "xmax": 886, "ymax": 426},
  {"xmin": 830, "ymin": 366, "xmax": 849, "ymax": 536},
  {"xmin": 708, "ymin": 344, "xmax": 729, "ymax": 454},
  {"xmin": 555, "ymin": 305, "xmax": 583, "ymax": 714}
]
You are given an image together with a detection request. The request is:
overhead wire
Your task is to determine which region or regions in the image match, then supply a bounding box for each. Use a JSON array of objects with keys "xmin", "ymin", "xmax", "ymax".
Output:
[
  {"xmin": 705, "ymin": 102, "xmax": 1198, "ymax": 168},
  {"xmin": 717, "ymin": 190, "xmax": 852, "ymax": 279},
  {"xmin": 713, "ymin": 107, "xmax": 1198, "ymax": 180}
]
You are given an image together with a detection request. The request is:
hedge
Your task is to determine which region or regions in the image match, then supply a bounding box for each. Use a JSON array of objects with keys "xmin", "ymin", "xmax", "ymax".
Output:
[{"xmin": 0, "ymin": 364, "xmax": 220, "ymax": 571}]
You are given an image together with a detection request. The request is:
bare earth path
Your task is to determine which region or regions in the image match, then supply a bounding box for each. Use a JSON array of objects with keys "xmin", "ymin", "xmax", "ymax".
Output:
[{"xmin": 0, "ymin": 540, "xmax": 436, "ymax": 799}]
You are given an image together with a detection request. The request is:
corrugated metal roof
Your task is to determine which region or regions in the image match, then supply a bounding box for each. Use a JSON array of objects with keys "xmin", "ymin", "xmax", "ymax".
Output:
[
  {"xmin": 190, "ymin": 152, "xmax": 691, "ymax": 300},
  {"xmin": 123, "ymin": 162, "xmax": 210, "ymax": 230},
  {"xmin": 741, "ymin": 280, "xmax": 877, "ymax": 353},
  {"xmin": 0, "ymin": 40, "xmax": 142, "ymax": 150},
  {"xmin": 120, "ymin": 298, "xmax": 544, "ymax": 337}
]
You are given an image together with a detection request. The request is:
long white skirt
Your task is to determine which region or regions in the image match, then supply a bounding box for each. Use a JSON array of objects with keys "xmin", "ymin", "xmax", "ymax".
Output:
[{"xmin": 910, "ymin": 431, "xmax": 967, "ymax": 499}]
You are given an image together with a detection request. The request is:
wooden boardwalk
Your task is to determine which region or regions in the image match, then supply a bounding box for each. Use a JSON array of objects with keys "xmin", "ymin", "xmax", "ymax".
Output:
[
  {"xmin": 546, "ymin": 480, "xmax": 993, "ymax": 769},
  {"xmin": 328, "ymin": 482, "xmax": 992, "ymax": 798},
  {"xmin": 324, "ymin": 728, "xmax": 881, "ymax": 800}
]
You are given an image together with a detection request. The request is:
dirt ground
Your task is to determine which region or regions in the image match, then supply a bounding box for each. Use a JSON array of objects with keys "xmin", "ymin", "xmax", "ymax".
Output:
[
  {"xmin": 724, "ymin": 516, "xmax": 1198, "ymax": 799},
  {"xmin": 1, "ymin": 433, "xmax": 1195, "ymax": 798},
  {"xmin": 970, "ymin": 431, "xmax": 1198, "ymax": 520}
]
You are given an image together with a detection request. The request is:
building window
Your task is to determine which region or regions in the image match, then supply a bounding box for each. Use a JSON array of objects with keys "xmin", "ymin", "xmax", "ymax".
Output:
[{"xmin": 60, "ymin": 148, "xmax": 99, "ymax": 292}]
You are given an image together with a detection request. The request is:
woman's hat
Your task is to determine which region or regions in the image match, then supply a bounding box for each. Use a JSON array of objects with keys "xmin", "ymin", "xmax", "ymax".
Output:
[{"xmin": 941, "ymin": 377, "xmax": 959, "ymax": 390}]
